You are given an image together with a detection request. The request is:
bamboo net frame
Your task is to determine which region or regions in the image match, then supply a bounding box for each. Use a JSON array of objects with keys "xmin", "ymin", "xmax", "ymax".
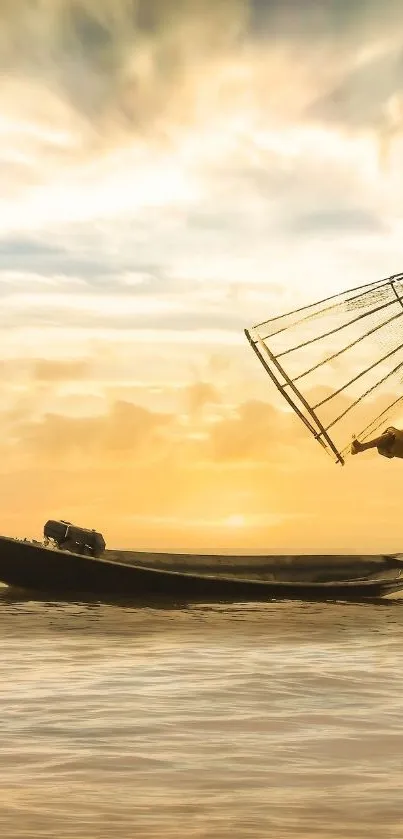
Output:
[{"xmin": 245, "ymin": 274, "xmax": 403, "ymax": 465}]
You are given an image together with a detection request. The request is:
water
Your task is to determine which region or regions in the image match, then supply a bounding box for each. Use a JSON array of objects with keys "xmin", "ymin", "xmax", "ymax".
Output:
[{"xmin": 1, "ymin": 590, "xmax": 403, "ymax": 838}]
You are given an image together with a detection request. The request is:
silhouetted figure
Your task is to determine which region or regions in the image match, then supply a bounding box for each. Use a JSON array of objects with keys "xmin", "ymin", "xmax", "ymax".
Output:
[{"xmin": 351, "ymin": 426, "xmax": 403, "ymax": 459}]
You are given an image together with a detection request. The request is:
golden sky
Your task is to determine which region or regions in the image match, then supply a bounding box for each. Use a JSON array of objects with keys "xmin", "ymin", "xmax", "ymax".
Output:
[{"xmin": 1, "ymin": 0, "xmax": 403, "ymax": 553}]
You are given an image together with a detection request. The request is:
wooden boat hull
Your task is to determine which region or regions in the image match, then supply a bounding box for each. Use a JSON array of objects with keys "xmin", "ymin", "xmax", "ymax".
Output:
[{"xmin": 0, "ymin": 537, "xmax": 402, "ymax": 601}]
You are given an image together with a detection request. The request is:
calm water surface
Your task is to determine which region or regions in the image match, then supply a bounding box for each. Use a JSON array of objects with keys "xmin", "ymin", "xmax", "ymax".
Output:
[{"xmin": 0, "ymin": 588, "xmax": 403, "ymax": 838}]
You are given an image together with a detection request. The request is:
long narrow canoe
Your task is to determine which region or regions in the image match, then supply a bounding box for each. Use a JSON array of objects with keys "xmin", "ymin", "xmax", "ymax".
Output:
[{"xmin": 0, "ymin": 536, "xmax": 403, "ymax": 600}]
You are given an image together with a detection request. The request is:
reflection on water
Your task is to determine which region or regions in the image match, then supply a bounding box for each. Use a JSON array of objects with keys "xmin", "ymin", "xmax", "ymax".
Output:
[{"xmin": 0, "ymin": 589, "xmax": 403, "ymax": 838}]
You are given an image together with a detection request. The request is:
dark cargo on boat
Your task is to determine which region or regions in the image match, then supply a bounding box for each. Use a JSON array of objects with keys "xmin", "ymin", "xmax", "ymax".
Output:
[{"xmin": 44, "ymin": 520, "xmax": 105, "ymax": 557}]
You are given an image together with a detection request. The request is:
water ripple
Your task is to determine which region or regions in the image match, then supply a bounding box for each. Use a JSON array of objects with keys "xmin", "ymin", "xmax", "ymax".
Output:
[{"xmin": 0, "ymin": 593, "xmax": 403, "ymax": 837}]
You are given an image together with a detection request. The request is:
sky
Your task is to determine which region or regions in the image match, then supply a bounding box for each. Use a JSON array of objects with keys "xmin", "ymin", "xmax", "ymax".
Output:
[{"xmin": 1, "ymin": 0, "xmax": 403, "ymax": 553}]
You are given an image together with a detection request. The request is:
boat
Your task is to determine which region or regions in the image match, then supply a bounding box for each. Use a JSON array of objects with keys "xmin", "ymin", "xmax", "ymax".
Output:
[{"xmin": 0, "ymin": 534, "xmax": 403, "ymax": 601}]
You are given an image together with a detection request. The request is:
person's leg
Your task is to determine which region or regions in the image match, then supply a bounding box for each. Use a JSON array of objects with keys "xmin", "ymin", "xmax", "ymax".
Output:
[{"xmin": 351, "ymin": 430, "xmax": 394, "ymax": 455}]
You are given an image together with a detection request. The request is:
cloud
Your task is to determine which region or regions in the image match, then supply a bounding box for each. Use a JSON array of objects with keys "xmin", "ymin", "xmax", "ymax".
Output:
[
  {"xmin": 0, "ymin": 379, "xmax": 401, "ymax": 552},
  {"xmin": 284, "ymin": 208, "xmax": 386, "ymax": 237},
  {"xmin": 14, "ymin": 398, "xmax": 173, "ymax": 463},
  {"xmin": 184, "ymin": 381, "xmax": 221, "ymax": 416},
  {"xmin": 0, "ymin": 386, "xmax": 307, "ymax": 470},
  {"xmin": 1, "ymin": 0, "xmax": 402, "ymax": 173},
  {"xmin": 248, "ymin": 0, "xmax": 403, "ymax": 44},
  {"xmin": 209, "ymin": 399, "xmax": 307, "ymax": 461},
  {"xmin": 1, "ymin": 0, "xmax": 398, "ymax": 186},
  {"xmin": 308, "ymin": 46, "xmax": 403, "ymax": 131},
  {"xmin": 32, "ymin": 358, "xmax": 91, "ymax": 382},
  {"xmin": 1, "ymin": 0, "xmax": 401, "ymax": 243},
  {"xmin": 0, "ymin": 283, "xmax": 248, "ymax": 336},
  {"xmin": 0, "ymin": 236, "xmax": 113, "ymax": 279},
  {"xmin": 0, "ymin": 0, "xmax": 247, "ymax": 151}
]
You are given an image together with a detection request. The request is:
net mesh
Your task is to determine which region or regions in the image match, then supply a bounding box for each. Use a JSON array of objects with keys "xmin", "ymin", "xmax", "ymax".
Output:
[{"xmin": 245, "ymin": 273, "xmax": 403, "ymax": 465}]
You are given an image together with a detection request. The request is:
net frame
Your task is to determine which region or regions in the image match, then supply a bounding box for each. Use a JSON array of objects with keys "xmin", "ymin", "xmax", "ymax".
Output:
[{"xmin": 245, "ymin": 273, "xmax": 403, "ymax": 466}]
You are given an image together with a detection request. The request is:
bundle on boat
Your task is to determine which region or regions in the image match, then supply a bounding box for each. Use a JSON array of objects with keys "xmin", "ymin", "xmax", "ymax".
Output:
[{"xmin": 245, "ymin": 273, "xmax": 403, "ymax": 465}]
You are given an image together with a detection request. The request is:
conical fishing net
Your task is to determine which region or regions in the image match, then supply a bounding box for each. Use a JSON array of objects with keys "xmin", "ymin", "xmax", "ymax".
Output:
[{"xmin": 245, "ymin": 273, "xmax": 403, "ymax": 465}]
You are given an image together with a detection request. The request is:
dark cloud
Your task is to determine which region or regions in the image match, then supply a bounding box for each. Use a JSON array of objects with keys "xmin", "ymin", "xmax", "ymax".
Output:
[
  {"xmin": 0, "ymin": 234, "xmax": 165, "ymax": 285},
  {"xmin": 308, "ymin": 47, "xmax": 403, "ymax": 130},
  {"xmin": 0, "ymin": 245, "xmax": 117, "ymax": 281},
  {"xmin": 1, "ymin": 0, "xmax": 403, "ymax": 154},
  {"xmin": 0, "ymin": 239, "xmax": 59, "ymax": 257},
  {"xmin": 248, "ymin": 0, "xmax": 402, "ymax": 42},
  {"xmin": 284, "ymin": 208, "xmax": 386, "ymax": 237},
  {"xmin": 1, "ymin": 0, "xmax": 402, "ymax": 186},
  {"xmin": 247, "ymin": 1, "xmax": 403, "ymax": 142},
  {"xmin": 0, "ymin": 0, "xmax": 246, "ymax": 148}
]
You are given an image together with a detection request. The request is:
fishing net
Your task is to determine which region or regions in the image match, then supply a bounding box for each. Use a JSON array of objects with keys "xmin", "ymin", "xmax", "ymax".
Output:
[{"xmin": 245, "ymin": 273, "xmax": 403, "ymax": 465}]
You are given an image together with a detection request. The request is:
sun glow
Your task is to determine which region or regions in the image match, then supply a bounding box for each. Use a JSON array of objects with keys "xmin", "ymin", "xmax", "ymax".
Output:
[{"xmin": 223, "ymin": 514, "xmax": 246, "ymax": 528}]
